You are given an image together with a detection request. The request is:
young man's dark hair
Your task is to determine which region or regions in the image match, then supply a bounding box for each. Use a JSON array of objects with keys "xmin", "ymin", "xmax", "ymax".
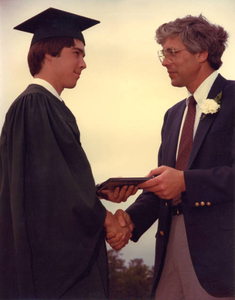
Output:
[{"xmin": 28, "ymin": 37, "xmax": 75, "ymax": 76}]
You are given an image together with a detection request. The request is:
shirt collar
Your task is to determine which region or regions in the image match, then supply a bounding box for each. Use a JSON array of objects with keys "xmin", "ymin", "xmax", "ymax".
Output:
[
  {"xmin": 186, "ymin": 71, "xmax": 218, "ymax": 106},
  {"xmin": 31, "ymin": 78, "xmax": 63, "ymax": 101}
]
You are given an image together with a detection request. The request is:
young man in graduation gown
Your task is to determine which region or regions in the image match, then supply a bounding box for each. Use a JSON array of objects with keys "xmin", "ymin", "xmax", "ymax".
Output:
[{"xmin": 0, "ymin": 8, "xmax": 136, "ymax": 299}]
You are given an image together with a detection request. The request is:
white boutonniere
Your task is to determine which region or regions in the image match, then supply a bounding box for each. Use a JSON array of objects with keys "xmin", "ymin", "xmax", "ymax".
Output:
[{"xmin": 200, "ymin": 91, "xmax": 222, "ymax": 120}]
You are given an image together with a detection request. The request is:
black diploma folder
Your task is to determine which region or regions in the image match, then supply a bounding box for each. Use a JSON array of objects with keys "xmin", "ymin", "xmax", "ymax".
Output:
[{"xmin": 97, "ymin": 177, "xmax": 152, "ymax": 191}]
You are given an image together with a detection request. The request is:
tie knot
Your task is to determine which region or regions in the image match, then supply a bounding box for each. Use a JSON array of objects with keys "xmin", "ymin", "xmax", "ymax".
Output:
[{"xmin": 188, "ymin": 95, "xmax": 196, "ymax": 106}]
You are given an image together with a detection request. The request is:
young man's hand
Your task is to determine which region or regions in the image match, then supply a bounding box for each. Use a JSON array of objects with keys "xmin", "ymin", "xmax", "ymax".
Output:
[
  {"xmin": 105, "ymin": 209, "xmax": 134, "ymax": 250},
  {"xmin": 98, "ymin": 185, "xmax": 138, "ymax": 203}
]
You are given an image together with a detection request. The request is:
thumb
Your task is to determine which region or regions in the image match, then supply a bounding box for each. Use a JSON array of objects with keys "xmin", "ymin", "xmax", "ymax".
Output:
[
  {"xmin": 115, "ymin": 209, "xmax": 127, "ymax": 227},
  {"xmin": 148, "ymin": 166, "xmax": 165, "ymax": 177},
  {"xmin": 118, "ymin": 215, "xmax": 126, "ymax": 227}
]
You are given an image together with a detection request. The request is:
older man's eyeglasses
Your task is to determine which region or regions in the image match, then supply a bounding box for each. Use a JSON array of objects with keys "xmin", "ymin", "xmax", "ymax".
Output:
[{"xmin": 157, "ymin": 48, "xmax": 187, "ymax": 63}]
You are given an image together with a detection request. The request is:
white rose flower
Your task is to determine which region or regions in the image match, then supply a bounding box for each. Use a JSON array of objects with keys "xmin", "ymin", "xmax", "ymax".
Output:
[
  {"xmin": 200, "ymin": 99, "xmax": 220, "ymax": 114},
  {"xmin": 199, "ymin": 91, "xmax": 222, "ymax": 121}
]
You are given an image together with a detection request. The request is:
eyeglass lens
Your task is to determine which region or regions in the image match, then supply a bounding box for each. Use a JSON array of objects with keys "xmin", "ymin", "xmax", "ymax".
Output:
[{"xmin": 158, "ymin": 48, "xmax": 176, "ymax": 63}]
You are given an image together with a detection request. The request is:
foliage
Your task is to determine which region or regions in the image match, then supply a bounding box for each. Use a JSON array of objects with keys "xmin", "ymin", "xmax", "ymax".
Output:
[{"xmin": 108, "ymin": 250, "xmax": 154, "ymax": 300}]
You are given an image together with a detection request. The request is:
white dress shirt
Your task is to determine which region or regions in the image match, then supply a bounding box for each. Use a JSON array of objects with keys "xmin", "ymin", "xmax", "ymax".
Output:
[
  {"xmin": 31, "ymin": 78, "xmax": 63, "ymax": 102},
  {"xmin": 173, "ymin": 71, "xmax": 219, "ymax": 205},
  {"xmin": 176, "ymin": 71, "xmax": 219, "ymax": 159}
]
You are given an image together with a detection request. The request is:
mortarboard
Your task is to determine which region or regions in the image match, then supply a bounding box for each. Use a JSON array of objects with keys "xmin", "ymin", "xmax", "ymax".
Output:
[{"xmin": 14, "ymin": 7, "xmax": 100, "ymax": 46}]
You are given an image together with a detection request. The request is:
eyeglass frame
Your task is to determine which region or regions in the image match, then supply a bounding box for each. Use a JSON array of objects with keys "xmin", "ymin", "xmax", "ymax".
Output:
[{"xmin": 157, "ymin": 47, "xmax": 187, "ymax": 63}]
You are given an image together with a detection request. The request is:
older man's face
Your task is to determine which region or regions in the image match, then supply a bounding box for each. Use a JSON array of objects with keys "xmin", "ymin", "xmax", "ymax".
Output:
[{"xmin": 161, "ymin": 36, "xmax": 202, "ymax": 93}]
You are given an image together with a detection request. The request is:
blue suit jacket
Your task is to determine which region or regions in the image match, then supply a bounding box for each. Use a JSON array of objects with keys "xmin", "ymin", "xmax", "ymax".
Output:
[{"xmin": 127, "ymin": 74, "xmax": 235, "ymax": 297}]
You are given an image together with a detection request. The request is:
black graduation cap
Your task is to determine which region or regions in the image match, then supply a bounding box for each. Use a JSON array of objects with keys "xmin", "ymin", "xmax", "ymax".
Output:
[{"xmin": 14, "ymin": 7, "xmax": 100, "ymax": 46}]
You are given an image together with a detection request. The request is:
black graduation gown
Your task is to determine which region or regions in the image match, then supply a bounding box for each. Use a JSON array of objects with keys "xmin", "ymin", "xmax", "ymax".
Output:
[{"xmin": 0, "ymin": 84, "xmax": 108, "ymax": 299}]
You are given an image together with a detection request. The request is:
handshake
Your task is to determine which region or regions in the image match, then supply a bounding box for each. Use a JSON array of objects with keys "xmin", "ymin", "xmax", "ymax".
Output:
[
  {"xmin": 99, "ymin": 165, "xmax": 182, "ymax": 251},
  {"xmin": 97, "ymin": 184, "xmax": 138, "ymax": 251},
  {"xmin": 104, "ymin": 209, "xmax": 134, "ymax": 251}
]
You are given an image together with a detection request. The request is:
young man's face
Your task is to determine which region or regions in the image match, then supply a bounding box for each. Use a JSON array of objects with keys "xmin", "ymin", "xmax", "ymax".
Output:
[
  {"xmin": 161, "ymin": 36, "xmax": 202, "ymax": 93},
  {"xmin": 49, "ymin": 39, "xmax": 86, "ymax": 94}
]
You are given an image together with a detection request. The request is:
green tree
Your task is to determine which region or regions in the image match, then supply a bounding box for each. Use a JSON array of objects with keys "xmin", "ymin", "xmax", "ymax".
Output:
[
  {"xmin": 108, "ymin": 250, "xmax": 154, "ymax": 300},
  {"xmin": 108, "ymin": 250, "xmax": 127, "ymax": 298}
]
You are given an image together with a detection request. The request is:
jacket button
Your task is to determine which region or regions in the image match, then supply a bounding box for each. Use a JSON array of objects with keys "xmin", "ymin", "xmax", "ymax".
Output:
[
  {"xmin": 165, "ymin": 202, "xmax": 168, "ymax": 207},
  {"xmin": 200, "ymin": 201, "xmax": 205, "ymax": 206},
  {"xmin": 159, "ymin": 231, "xmax": 164, "ymax": 236},
  {"xmin": 206, "ymin": 202, "xmax": 211, "ymax": 206},
  {"xmin": 195, "ymin": 202, "xmax": 200, "ymax": 207}
]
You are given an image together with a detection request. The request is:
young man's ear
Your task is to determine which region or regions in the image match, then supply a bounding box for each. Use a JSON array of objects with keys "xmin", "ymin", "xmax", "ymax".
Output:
[{"xmin": 44, "ymin": 53, "xmax": 53, "ymax": 61}]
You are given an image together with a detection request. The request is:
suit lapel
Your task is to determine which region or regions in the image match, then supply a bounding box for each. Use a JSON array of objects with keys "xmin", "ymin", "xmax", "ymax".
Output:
[
  {"xmin": 187, "ymin": 74, "xmax": 227, "ymax": 169},
  {"xmin": 166, "ymin": 101, "xmax": 186, "ymax": 167}
]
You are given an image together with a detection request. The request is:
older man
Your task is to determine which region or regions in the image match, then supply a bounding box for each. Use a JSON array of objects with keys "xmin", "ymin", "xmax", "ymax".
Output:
[{"xmin": 109, "ymin": 15, "xmax": 235, "ymax": 299}]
